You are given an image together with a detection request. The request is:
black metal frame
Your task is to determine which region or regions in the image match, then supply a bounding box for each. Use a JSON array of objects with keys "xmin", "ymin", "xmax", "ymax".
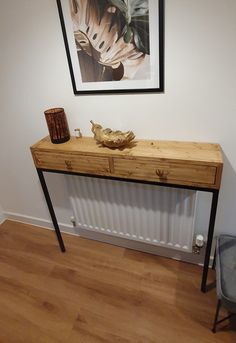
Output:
[
  {"xmin": 212, "ymin": 300, "xmax": 235, "ymax": 333},
  {"xmin": 212, "ymin": 248, "xmax": 216, "ymax": 270},
  {"xmin": 37, "ymin": 169, "xmax": 66, "ymax": 252},
  {"xmin": 36, "ymin": 167, "xmax": 219, "ymax": 293},
  {"xmin": 56, "ymin": 0, "xmax": 165, "ymax": 95}
]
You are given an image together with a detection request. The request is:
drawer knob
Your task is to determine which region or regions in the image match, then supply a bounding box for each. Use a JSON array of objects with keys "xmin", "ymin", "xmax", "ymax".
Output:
[
  {"xmin": 65, "ymin": 160, "xmax": 72, "ymax": 170},
  {"xmin": 156, "ymin": 169, "xmax": 169, "ymax": 178}
]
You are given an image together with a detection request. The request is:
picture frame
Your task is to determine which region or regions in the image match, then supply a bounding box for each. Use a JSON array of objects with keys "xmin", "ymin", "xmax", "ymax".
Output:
[{"xmin": 56, "ymin": 0, "xmax": 164, "ymax": 95}]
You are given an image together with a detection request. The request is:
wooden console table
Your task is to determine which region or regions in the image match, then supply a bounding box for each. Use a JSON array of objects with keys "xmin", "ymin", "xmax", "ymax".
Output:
[{"xmin": 31, "ymin": 136, "xmax": 223, "ymax": 292}]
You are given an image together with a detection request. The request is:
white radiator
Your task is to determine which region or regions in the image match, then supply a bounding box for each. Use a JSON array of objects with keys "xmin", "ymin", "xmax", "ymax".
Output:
[{"xmin": 68, "ymin": 176, "xmax": 197, "ymax": 252}]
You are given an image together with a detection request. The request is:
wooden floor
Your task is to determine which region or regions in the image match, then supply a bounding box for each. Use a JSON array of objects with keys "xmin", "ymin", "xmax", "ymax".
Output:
[{"xmin": 0, "ymin": 221, "xmax": 235, "ymax": 343}]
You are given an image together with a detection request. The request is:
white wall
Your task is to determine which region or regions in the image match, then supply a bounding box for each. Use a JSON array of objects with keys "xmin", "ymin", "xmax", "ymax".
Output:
[{"xmin": 0, "ymin": 0, "xmax": 236, "ymax": 236}]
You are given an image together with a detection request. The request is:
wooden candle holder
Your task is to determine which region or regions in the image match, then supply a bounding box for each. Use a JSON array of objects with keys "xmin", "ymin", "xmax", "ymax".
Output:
[{"xmin": 44, "ymin": 108, "xmax": 70, "ymax": 144}]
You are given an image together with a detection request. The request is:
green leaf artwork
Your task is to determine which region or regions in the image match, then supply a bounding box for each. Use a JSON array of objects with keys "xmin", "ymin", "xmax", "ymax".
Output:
[
  {"xmin": 107, "ymin": 0, "xmax": 150, "ymax": 54},
  {"xmin": 84, "ymin": 0, "xmax": 150, "ymax": 53}
]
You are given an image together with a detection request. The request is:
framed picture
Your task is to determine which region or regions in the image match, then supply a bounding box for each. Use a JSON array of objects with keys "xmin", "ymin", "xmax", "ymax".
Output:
[{"xmin": 57, "ymin": 0, "xmax": 164, "ymax": 95}]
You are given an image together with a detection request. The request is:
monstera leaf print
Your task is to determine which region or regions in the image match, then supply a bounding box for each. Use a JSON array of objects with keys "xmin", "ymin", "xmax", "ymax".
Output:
[
  {"xmin": 72, "ymin": 0, "xmax": 150, "ymax": 54},
  {"xmin": 108, "ymin": 0, "xmax": 150, "ymax": 54}
]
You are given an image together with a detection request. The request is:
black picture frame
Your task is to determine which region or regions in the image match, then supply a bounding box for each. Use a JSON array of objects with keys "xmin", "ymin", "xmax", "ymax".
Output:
[{"xmin": 57, "ymin": 0, "xmax": 164, "ymax": 95}]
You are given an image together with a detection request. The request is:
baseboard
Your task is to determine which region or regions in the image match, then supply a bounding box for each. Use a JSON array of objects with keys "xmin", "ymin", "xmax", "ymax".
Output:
[
  {"xmin": 0, "ymin": 212, "xmax": 6, "ymax": 225},
  {"xmin": 78, "ymin": 227, "xmax": 211, "ymax": 266},
  {"xmin": 1, "ymin": 212, "xmax": 215, "ymax": 266},
  {"xmin": 2, "ymin": 211, "xmax": 77, "ymax": 235}
]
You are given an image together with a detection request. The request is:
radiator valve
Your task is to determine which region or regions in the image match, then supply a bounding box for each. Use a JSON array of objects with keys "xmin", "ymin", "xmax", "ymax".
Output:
[
  {"xmin": 70, "ymin": 216, "xmax": 76, "ymax": 227},
  {"xmin": 193, "ymin": 234, "xmax": 205, "ymax": 254}
]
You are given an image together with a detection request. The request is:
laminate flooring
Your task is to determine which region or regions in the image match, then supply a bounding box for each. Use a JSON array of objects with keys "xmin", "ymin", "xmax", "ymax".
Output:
[{"xmin": 0, "ymin": 220, "xmax": 235, "ymax": 343}]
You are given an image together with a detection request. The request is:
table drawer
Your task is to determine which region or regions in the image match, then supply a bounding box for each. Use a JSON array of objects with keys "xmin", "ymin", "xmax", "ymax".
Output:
[
  {"xmin": 113, "ymin": 158, "xmax": 217, "ymax": 186},
  {"xmin": 33, "ymin": 151, "xmax": 110, "ymax": 174}
]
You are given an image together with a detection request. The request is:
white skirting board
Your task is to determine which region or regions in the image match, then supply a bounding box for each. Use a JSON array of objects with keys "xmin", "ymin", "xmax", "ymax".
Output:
[
  {"xmin": 78, "ymin": 226, "xmax": 209, "ymax": 265},
  {"xmin": 0, "ymin": 211, "xmax": 215, "ymax": 266},
  {"xmin": 0, "ymin": 204, "xmax": 5, "ymax": 224},
  {"xmin": 0, "ymin": 212, "xmax": 6, "ymax": 225},
  {"xmin": 1, "ymin": 211, "xmax": 75, "ymax": 234}
]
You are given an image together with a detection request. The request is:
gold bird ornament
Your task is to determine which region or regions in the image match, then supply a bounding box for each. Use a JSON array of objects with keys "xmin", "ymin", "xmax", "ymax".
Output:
[{"xmin": 90, "ymin": 121, "xmax": 135, "ymax": 148}]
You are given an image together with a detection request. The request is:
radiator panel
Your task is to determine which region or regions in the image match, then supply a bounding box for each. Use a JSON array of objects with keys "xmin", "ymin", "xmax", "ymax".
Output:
[{"xmin": 68, "ymin": 176, "xmax": 196, "ymax": 252}]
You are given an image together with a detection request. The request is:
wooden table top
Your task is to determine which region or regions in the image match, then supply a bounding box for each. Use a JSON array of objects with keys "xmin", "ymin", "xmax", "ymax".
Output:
[{"xmin": 31, "ymin": 136, "xmax": 223, "ymax": 166}]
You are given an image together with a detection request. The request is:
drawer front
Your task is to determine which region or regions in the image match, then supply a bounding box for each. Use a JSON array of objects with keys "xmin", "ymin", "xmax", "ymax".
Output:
[
  {"xmin": 113, "ymin": 158, "xmax": 217, "ymax": 187},
  {"xmin": 34, "ymin": 151, "xmax": 110, "ymax": 174}
]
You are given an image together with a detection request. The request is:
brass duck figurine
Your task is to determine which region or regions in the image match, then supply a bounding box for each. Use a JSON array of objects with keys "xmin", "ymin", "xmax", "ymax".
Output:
[{"xmin": 90, "ymin": 121, "xmax": 135, "ymax": 148}]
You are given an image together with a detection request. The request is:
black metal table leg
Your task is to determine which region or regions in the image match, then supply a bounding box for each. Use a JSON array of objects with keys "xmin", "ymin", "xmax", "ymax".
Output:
[
  {"xmin": 212, "ymin": 248, "xmax": 216, "ymax": 270},
  {"xmin": 201, "ymin": 190, "xmax": 219, "ymax": 292},
  {"xmin": 212, "ymin": 300, "xmax": 221, "ymax": 333},
  {"xmin": 37, "ymin": 169, "xmax": 66, "ymax": 252}
]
